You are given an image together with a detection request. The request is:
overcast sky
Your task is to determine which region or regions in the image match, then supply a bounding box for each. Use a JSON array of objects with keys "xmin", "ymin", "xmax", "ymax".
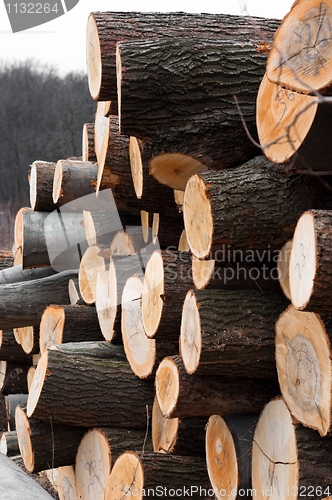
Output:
[{"xmin": 0, "ymin": 0, "xmax": 295, "ymax": 75}]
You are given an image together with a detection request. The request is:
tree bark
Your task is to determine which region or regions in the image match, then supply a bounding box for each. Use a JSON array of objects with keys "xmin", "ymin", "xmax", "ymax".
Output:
[
  {"xmin": 0, "ymin": 430, "xmax": 19, "ymax": 457},
  {"xmin": 155, "ymin": 355, "xmax": 279, "ymax": 419},
  {"xmin": 27, "ymin": 341, "xmax": 154, "ymax": 429},
  {"xmin": 152, "ymin": 396, "xmax": 207, "ymax": 456},
  {"xmin": 15, "ymin": 404, "xmax": 87, "ymax": 473},
  {"xmin": 5, "ymin": 394, "xmax": 28, "ymax": 431},
  {"xmin": 87, "ymin": 11, "xmax": 280, "ymax": 101},
  {"xmin": 0, "ymin": 394, "xmax": 8, "ymax": 432},
  {"xmin": 39, "ymin": 304, "xmax": 104, "ymax": 354},
  {"xmin": 0, "ymin": 270, "xmax": 77, "ymax": 329},
  {"xmin": 266, "ymin": 0, "xmax": 332, "ymax": 95},
  {"xmin": 0, "ymin": 254, "xmax": 14, "ymax": 271},
  {"xmin": 82, "ymin": 123, "xmax": 97, "ymax": 163},
  {"xmin": 52, "ymin": 160, "xmax": 98, "ymax": 206},
  {"xmin": 29, "ymin": 161, "xmax": 58, "ymax": 212},
  {"xmin": 0, "ymin": 329, "xmax": 32, "ymax": 364},
  {"xmin": 206, "ymin": 413, "xmax": 258, "ymax": 500},
  {"xmin": 0, "ymin": 264, "xmax": 56, "ymax": 285},
  {"xmin": 275, "ymin": 305, "xmax": 332, "ymax": 436},
  {"xmin": 142, "ymin": 249, "xmax": 192, "ymax": 338},
  {"xmin": 289, "ymin": 210, "xmax": 332, "ymax": 313},
  {"xmin": 183, "ymin": 156, "xmax": 332, "ymax": 259},
  {"xmin": 252, "ymin": 398, "xmax": 332, "ymax": 500},
  {"xmin": 0, "ymin": 362, "xmax": 29, "ymax": 394},
  {"xmin": 180, "ymin": 288, "xmax": 288, "ymax": 378},
  {"xmin": 104, "ymin": 451, "xmax": 212, "ymax": 500}
]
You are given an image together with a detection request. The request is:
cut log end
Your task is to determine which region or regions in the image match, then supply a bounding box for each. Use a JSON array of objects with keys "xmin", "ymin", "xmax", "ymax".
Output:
[
  {"xmin": 205, "ymin": 415, "xmax": 238, "ymax": 500},
  {"xmin": 256, "ymin": 74, "xmax": 317, "ymax": 164},
  {"xmin": 266, "ymin": 0, "xmax": 332, "ymax": 94},
  {"xmin": 52, "ymin": 161, "xmax": 63, "ymax": 204},
  {"xmin": 180, "ymin": 289, "xmax": 201, "ymax": 374},
  {"xmin": 110, "ymin": 231, "xmax": 136, "ymax": 256},
  {"xmin": 183, "ymin": 174, "xmax": 213, "ymax": 259},
  {"xmin": 29, "ymin": 164, "xmax": 38, "ymax": 210},
  {"xmin": 129, "ymin": 137, "xmax": 144, "ymax": 198},
  {"xmin": 155, "ymin": 357, "xmax": 180, "ymax": 418},
  {"xmin": 122, "ymin": 276, "xmax": 156, "ymax": 379},
  {"xmin": 27, "ymin": 351, "xmax": 48, "ymax": 418},
  {"xmin": 15, "ymin": 326, "xmax": 37, "ymax": 355},
  {"xmin": 95, "ymin": 267, "xmax": 117, "ymax": 342},
  {"xmin": 149, "ymin": 153, "xmax": 207, "ymax": 191},
  {"xmin": 289, "ymin": 211, "xmax": 316, "ymax": 310},
  {"xmin": 105, "ymin": 452, "xmax": 143, "ymax": 500},
  {"xmin": 192, "ymin": 256, "xmax": 215, "ymax": 290},
  {"xmin": 142, "ymin": 250, "xmax": 164, "ymax": 337},
  {"xmin": 252, "ymin": 398, "xmax": 298, "ymax": 497},
  {"xmin": 275, "ymin": 305, "xmax": 331, "ymax": 436},
  {"xmin": 86, "ymin": 14, "xmax": 102, "ymax": 100},
  {"xmin": 152, "ymin": 396, "xmax": 179, "ymax": 454},
  {"xmin": 79, "ymin": 245, "xmax": 106, "ymax": 305},
  {"xmin": 15, "ymin": 405, "xmax": 34, "ymax": 472},
  {"xmin": 39, "ymin": 305, "xmax": 65, "ymax": 354}
]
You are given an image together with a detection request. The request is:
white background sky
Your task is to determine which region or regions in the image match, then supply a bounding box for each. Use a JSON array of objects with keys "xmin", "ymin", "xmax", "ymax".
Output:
[{"xmin": 0, "ymin": 0, "xmax": 295, "ymax": 75}]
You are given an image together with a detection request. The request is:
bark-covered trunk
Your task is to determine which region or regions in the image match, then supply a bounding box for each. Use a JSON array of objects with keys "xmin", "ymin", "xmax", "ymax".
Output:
[
  {"xmin": 0, "ymin": 330, "xmax": 32, "ymax": 364},
  {"xmin": 29, "ymin": 161, "xmax": 58, "ymax": 212},
  {"xmin": 53, "ymin": 160, "xmax": 97, "ymax": 206},
  {"xmin": 0, "ymin": 264, "xmax": 56, "ymax": 285}
]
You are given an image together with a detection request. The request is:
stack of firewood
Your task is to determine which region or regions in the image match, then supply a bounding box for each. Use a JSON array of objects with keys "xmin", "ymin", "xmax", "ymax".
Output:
[{"xmin": 2, "ymin": 3, "xmax": 332, "ymax": 500}]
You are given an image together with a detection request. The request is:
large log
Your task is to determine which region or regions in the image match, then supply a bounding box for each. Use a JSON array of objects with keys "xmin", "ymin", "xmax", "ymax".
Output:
[
  {"xmin": 275, "ymin": 305, "xmax": 332, "ymax": 436},
  {"xmin": 29, "ymin": 161, "xmax": 57, "ymax": 212},
  {"xmin": 0, "ymin": 270, "xmax": 77, "ymax": 329},
  {"xmin": 266, "ymin": 0, "xmax": 332, "ymax": 94},
  {"xmin": 257, "ymin": 73, "xmax": 332, "ymax": 170},
  {"xmin": 0, "ymin": 452, "xmax": 54, "ymax": 500},
  {"xmin": 155, "ymin": 355, "xmax": 279, "ymax": 419},
  {"xmin": 104, "ymin": 451, "xmax": 212, "ymax": 500},
  {"xmin": 183, "ymin": 156, "xmax": 332, "ymax": 259},
  {"xmin": 75, "ymin": 427, "xmax": 151, "ymax": 500},
  {"xmin": 15, "ymin": 404, "xmax": 87, "ymax": 473},
  {"xmin": 27, "ymin": 341, "xmax": 154, "ymax": 428},
  {"xmin": 289, "ymin": 209, "xmax": 332, "ymax": 313},
  {"xmin": 180, "ymin": 288, "xmax": 288, "ymax": 378},
  {"xmin": 39, "ymin": 304, "xmax": 104, "ymax": 354},
  {"xmin": 252, "ymin": 398, "xmax": 332, "ymax": 500},
  {"xmin": 13, "ymin": 326, "xmax": 39, "ymax": 355},
  {"xmin": 206, "ymin": 414, "xmax": 258, "ymax": 500},
  {"xmin": 52, "ymin": 160, "xmax": 97, "ymax": 206},
  {"xmin": 87, "ymin": 11, "xmax": 280, "ymax": 101},
  {"xmin": 142, "ymin": 249, "xmax": 192, "ymax": 338}
]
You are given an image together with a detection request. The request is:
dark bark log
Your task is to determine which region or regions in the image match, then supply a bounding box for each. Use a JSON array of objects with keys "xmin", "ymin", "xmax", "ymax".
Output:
[
  {"xmin": 87, "ymin": 11, "xmax": 279, "ymax": 101},
  {"xmin": 0, "ymin": 255, "xmax": 14, "ymax": 271},
  {"xmin": 0, "ymin": 394, "xmax": 8, "ymax": 432},
  {"xmin": 0, "ymin": 330, "xmax": 32, "ymax": 364},
  {"xmin": 27, "ymin": 341, "xmax": 154, "ymax": 429},
  {"xmin": 15, "ymin": 404, "xmax": 87, "ymax": 473},
  {"xmin": 180, "ymin": 288, "xmax": 288, "ymax": 378},
  {"xmin": 53, "ymin": 160, "xmax": 98, "ymax": 206},
  {"xmin": 0, "ymin": 264, "xmax": 56, "ymax": 285},
  {"xmin": 29, "ymin": 161, "xmax": 58, "ymax": 212},
  {"xmin": 0, "ymin": 430, "xmax": 19, "ymax": 457},
  {"xmin": 0, "ymin": 270, "xmax": 77, "ymax": 329},
  {"xmin": 155, "ymin": 355, "xmax": 279, "ymax": 419},
  {"xmin": 183, "ymin": 156, "xmax": 332, "ymax": 259},
  {"xmin": 0, "ymin": 362, "xmax": 29, "ymax": 394},
  {"xmin": 117, "ymin": 37, "xmax": 268, "ymax": 170},
  {"xmin": 5, "ymin": 394, "xmax": 28, "ymax": 431}
]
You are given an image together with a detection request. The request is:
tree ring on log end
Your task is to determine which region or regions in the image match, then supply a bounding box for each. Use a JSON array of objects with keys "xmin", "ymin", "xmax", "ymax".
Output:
[
  {"xmin": 79, "ymin": 245, "xmax": 106, "ymax": 305},
  {"xmin": 149, "ymin": 153, "xmax": 207, "ymax": 191},
  {"xmin": 252, "ymin": 399, "xmax": 298, "ymax": 498},
  {"xmin": 266, "ymin": 1, "xmax": 332, "ymax": 94},
  {"xmin": 192, "ymin": 255, "xmax": 215, "ymax": 290},
  {"xmin": 289, "ymin": 212, "xmax": 316, "ymax": 310},
  {"xmin": 142, "ymin": 250, "xmax": 164, "ymax": 338},
  {"xmin": 15, "ymin": 405, "xmax": 34, "ymax": 472},
  {"xmin": 183, "ymin": 174, "xmax": 213, "ymax": 259},
  {"xmin": 76, "ymin": 428, "xmax": 111, "ymax": 500},
  {"xmin": 39, "ymin": 305, "xmax": 65, "ymax": 354},
  {"xmin": 129, "ymin": 137, "xmax": 144, "ymax": 199},
  {"xmin": 256, "ymin": 74, "xmax": 317, "ymax": 164},
  {"xmin": 275, "ymin": 305, "xmax": 331, "ymax": 436},
  {"xmin": 152, "ymin": 396, "xmax": 179, "ymax": 453},
  {"xmin": 122, "ymin": 276, "xmax": 156, "ymax": 379},
  {"xmin": 180, "ymin": 290, "xmax": 202, "ymax": 374},
  {"xmin": 86, "ymin": 14, "xmax": 102, "ymax": 100},
  {"xmin": 155, "ymin": 357, "xmax": 180, "ymax": 418},
  {"xmin": 206, "ymin": 415, "xmax": 238, "ymax": 500},
  {"xmin": 95, "ymin": 267, "xmax": 116, "ymax": 341},
  {"xmin": 27, "ymin": 351, "xmax": 48, "ymax": 418},
  {"xmin": 105, "ymin": 451, "xmax": 143, "ymax": 500}
]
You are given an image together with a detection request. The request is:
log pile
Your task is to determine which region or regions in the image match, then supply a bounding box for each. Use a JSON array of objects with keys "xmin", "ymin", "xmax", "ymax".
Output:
[{"xmin": 2, "ymin": 3, "xmax": 332, "ymax": 500}]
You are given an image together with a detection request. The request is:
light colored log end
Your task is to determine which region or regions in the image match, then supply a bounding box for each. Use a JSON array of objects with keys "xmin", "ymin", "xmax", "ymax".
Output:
[
  {"xmin": 149, "ymin": 153, "xmax": 206, "ymax": 191},
  {"xmin": 155, "ymin": 357, "xmax": 180, "ymax": 418}
]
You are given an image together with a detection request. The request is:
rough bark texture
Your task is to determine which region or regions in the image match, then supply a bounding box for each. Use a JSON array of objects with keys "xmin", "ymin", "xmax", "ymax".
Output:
[
  {"xmin": 29, "ymin": 161, "xmax": 57, "ymax": 212},
  {"xmin": 0, "ymin": 362, "xmax": 29, "ymax": 395},
  {"xmin": 0, "ymin": 394, "xmax": 8, "ymax": 431},
  {"xmin": 0, "ymin": 430, "xmax": 19, "ymax": 457},
  {"xmin": 180, "ymin": 288, "xmax": 288, "ymax": 378},
  {"xmin": 88, "ymin": 11, "xmax": 280, "ymax": 101},
  {"xmin": 0, "ymin": 270, "xmax": 77, "ymax": 329},
  {"xmin": 117, "ymin": 37, "xmax": 268, "ymax": 169},
  {"xmin": 0, "ymin": 330, "xmax": 32, "ymax": 364},
  {"xmin": 183, "ymin": 156, "xmax": 332, "ymax": 259},
  {"xmin": 5, "ymin": 394, "xmax": 28, "ymax": 431},
  {"xmin": 156, "ymin": 355, "xmax": 279, "ymax": 419},
  {"xmin": 0, "ymin": 264, "xmax": 56, "ymax": 285},
  {"xmin": 28, "ymin": 341, "xmax": 154, "ymax": 429},
  {"xmin": 53, "ymin": 160, "xmax": 98, "ymax": 206},
  {"xmin": 0, "ymin": 254, "xmax": 14, "ymax": 271},
  {"xmin": 82, "ymin": 123, "xmax": 97, "ymax": 163}
]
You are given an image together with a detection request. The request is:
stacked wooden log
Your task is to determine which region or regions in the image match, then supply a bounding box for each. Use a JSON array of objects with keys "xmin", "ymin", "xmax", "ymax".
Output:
[{"xmin": 2, "ymin": 3, "xmax": 332, "ymax": 500}]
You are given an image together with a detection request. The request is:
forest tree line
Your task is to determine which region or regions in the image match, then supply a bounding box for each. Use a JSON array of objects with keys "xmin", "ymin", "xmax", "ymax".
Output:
[{"xmin": 0, "ymin": 60, "xmax": 96, "ymax": 249}]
